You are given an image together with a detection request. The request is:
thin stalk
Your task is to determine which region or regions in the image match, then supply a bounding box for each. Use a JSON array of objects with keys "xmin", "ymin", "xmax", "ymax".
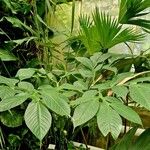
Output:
[
  {"xmin": 124, "ymin": 42, "xmax": 134, "ymax": 56},
  {"xmin": 124, "ymin": 94, "xmax": 129, "ymax": 134},
  {"xmin": 81, "ymin": 128, "xmax": 89, "ymax": 150},
  {"xmin": 1, "ymin": 60, "xmax": 11, "ymax": 77},
  {"xmin": 71, "ymin": 0, "xmax": 76, "ymax": 34},
  {"xmin": 106, "ymin": 133, "xmax": 111, "ymax": 150}
]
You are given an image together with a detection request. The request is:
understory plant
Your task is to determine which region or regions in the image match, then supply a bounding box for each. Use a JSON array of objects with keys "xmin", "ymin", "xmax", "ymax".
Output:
[{"xmin": 0, "ymin": 0, "xmax": 150, "ymax": 150}]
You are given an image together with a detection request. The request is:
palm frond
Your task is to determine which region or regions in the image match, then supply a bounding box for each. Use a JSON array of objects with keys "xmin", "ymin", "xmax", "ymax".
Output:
[
  {"xmin": 118, "ymin": 0, "xmax": 150, "ymax": 32},
  {"xmin": 78, "ymin": 7, "xmax": 144, "ymax": 54},
  {"xmin": 79, "ymin": 14, "xmax": 100, "ymax": 54}
]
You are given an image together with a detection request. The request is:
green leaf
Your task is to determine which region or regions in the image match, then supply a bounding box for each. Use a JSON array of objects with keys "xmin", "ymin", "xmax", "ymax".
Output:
[
  {"xmin": 0, "ymin": 86, "xmax": 15, "ymax": 99},
  {"xmin": 103, "ymin": 65, "xmax": 117, "ymax": 74},
  {"xmin": 97, "ymin": 101, "xmax": 122, "ymax": 139},
  {"xmin": 76, "ymin": 57, "xmax": 94, "ymax": 70},
  {"xmin": 131, "ymin": 128, "xmax": 150, "ymax": 150},
  {"xmin": 18, "ymin": 81, "xmax": 34, "ymax": 92},
  {"xmin": 110, "ymin": 128, "xmax": 150, "ymax": 150},
  {"xmin": 92, "ymin": 82, "xmax": 111, "ymax": 91},
  {"xmin": 0, "ymin": 93, "xmax": 29, "ymax": 112},
  {"xmin": 72, "ymin": 98, "xmax": 99, "ymax": 128},
  {"xmin": 3, "ymin": 17, "xmax": 35, "ymax": 34},
  {"xmin": 118, "ymin": 0, "xmax": 150, "ymax": 32},
  {"xmin": 107, "ymin": 97, "xmax": 142, "ymax": 125},
  {"xmin": 16, "ymin": 68, "xmax": 35, "ymax": 80},
  {"xmin": 110, "ymin": 127, "xmax": 137, "ymax": 150},
  {"xmin": 79, "ymin": 68, "xmax": 94, "ymax": 78},
  {"xmin": 112, "ymin": 85, "xmax": 128, "ymax": 99},
  {"xmin": 0, "ymin": 110, "xmax": 23, "ymax": 127},
  {"xmin": 0, "ymin": 49, "xmax": 17, "ymax": 61},
  {"xmin": 24, "ymin": 101, "xmax": 51, "ymax": 141},
  {"xmin": 60, "ymin": 83, "xmax": 83, "ymax": 93},
  {"xmin": 90, "ymin": 53, "xmax": 111, "ymax": 67},
  {"xmin": 40, "ymin": 89, "xmax": 70, "ymax": 116},
  {"xmin": 70, "ymin": 90, "xmax": 97, "ymax": 106},
  {"xmin": 129, "ymin": 84, "xmax": 150, "ymax": 110},
  {"xmin": 8, "ymin": 37, "xmax": 37, "ymax": 46},
  {"xmin": 0, "ymin": 76, "xmax": 18, "ymax": 86}
]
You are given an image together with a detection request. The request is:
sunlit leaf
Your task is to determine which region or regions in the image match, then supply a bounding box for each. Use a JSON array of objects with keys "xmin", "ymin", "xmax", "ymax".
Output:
[{"xmin": 25, "ymin": 101, "xmax": 51, "ymax": 141}]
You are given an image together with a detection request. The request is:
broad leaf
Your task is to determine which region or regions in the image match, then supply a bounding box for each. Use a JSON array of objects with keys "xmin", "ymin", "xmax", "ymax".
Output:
[
  {"xmin": 107, "ymin": 97, "xmax": 142, "ymax": 125},
  {"xmin": 72, "ymin": 98, "xmax": 99, "ymax": 128},
  {"xmin": 110, "ymin": 127, "xmax": 137, "ymax": 150},
  {"xmin": 25, "ymin": 101, "xmax": 51, "ymax": 141},
  {"xmin": 129, "ymin": 84, "xmax": 150, "ymax": 110},
  {"xmin": 0, "ymin": 76, "xmax": 18, "ymax": 86},
  {"xmin": 0, "ymin": 93, "xmax": 29, "ymax": 112},
  {"xmin": 110, "ymin": 128, "xmax": 150, "ymax": 150},
  {"xmin": 0, "ymin": 86, "xmax": 15, "ymax": 99},
  {"xmin": 70, "ymin": 90, "xmax": 97, "ymax": 106},
  {"xmin": 60, "ymin": 81, "xmax": 87, "ymax": 93},
  {"xmin": 90, "ymin": 52, "xmax": 111, "ymax": 67},
  {"xmin": 76, "ymin": 57, "xmax": 94, "ymax": 70},
  {"xmin": 40, "ymin": 89, "xmax": 70, "ymax": 116},
  {"xmin": 112, "ymin": 85, "xmax": 128, "ymax": 99},
  {"xmin": 18, "ymin": 81, "xmax": 34, "ymax": 92},
  {"xmin": 131, "ymin": 128, "xmax": 150, "ymax": 150},
  {"xmin": 97, "ymin": 101, "xmax": 122, "ymax": 139},
  {"xmin": 16, "ymin": 68, "xmax": 35, "ymax": 80},
  {"xmin": 79, "ymin": 68, "xmax": 94, "ymax": 78}
]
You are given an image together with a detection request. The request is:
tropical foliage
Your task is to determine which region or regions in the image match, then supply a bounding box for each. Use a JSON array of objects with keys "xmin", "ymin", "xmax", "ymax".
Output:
[{"xmin": 0, "ymin": 0, "xmax": 150, "ymax": 149}]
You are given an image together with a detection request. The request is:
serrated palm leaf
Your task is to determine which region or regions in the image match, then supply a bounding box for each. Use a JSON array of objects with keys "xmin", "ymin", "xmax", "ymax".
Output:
[
  {"xmin": 79, "ymin": 7, "xmax": 144, "ymax": 54},
  {"xmin": 118, "ymin": 0, "xmax": 150, "ymax": 32}
]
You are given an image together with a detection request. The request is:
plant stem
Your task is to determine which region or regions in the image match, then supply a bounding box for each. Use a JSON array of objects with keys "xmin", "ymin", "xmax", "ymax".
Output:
[
  {"xmin": 1, "ymin": 60, "xmax": 11, "ymax": 77},
  {"xmin": 81, "ymin": 128, "xmax": 89, "ymax": 150},
  {"xmin": 124, "ymin": 95, "xmax": 129, "ymax": 134},
  {"xmin": 106, "ymin": 133, "xmax": 111, "ymax": 150}
]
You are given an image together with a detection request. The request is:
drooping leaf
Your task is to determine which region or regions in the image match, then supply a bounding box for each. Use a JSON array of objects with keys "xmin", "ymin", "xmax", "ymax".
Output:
[
  {"xmin": 40, "ymin": 89, "xmax": 70, "ymax": 116},
  {"xmin": 0, "ymin": 93, "xmax": 29, "ymax": 112},
  {"xmin": 0, "ymin": 49, "xmax": 17, "ymax": 61},
  {"xmin": 24, "ymin": 101, "xmax": 51, "ymax": 141},
  {"xmin": 129, "ymin": 84, "xmax": 150, "ymax": 110},
  {"xmin": 72, "ymin": 98, "xmax": 99, "ymax": 128},
  {"xmin": 107, "ymin": 97, "xmax": 142, "ymax": 125},
  {"xmin": 0, "ymin": 76, "xmax": 19, "ymax": 87},
  {"xmin": 0, "ymin": 110, "xmax": 23, "ymax": 127},
  {"xmin": 2, "ymin": 17, "xmax": 35, "ymax": 34},
  {"xmin": 97, "ymin": 101, "xmax": 122, "ymax": 139}
]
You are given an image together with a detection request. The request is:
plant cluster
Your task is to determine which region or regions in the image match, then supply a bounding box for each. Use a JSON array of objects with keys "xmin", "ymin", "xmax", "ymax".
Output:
[{"xmin": 0, "ymin": 0, "xmax": 150, "ymax": 149}]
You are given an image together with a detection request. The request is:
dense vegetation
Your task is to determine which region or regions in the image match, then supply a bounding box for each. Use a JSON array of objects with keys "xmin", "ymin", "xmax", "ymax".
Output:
[{"xmin": 0, "ymin": 0, "xmax": 150, "ymax": 149}]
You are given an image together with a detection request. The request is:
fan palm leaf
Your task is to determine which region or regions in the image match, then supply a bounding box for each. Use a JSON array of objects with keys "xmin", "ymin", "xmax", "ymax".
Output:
[
  {"xmin": 118, "ymin": 0, "xmax": 150, "ymax": 32},
  {"xmin": 79, "ymin": 7, "xmax": 144, "ymax": 54}
]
